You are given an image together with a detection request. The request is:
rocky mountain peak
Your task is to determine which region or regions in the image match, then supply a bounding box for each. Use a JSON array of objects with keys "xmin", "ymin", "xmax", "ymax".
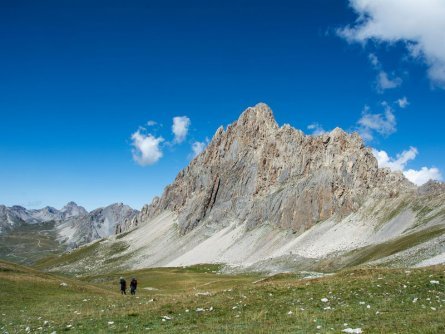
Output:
[
  {"xmin": 64, "ymin": 201, "xmax": 79, "ymax": 208},
  {"xmin": 56, "ymin": 202, "xmax": 138, "ymax": 245},
  {"xmin": 61, "ymin": 201, "xmax": 88, "ymax": 218},
  {"xmin": 11, "ymin": 205, "xmax": 27, "ymax": 212},
  {"xmin": 236, "ymin": 103, "xmax": 277, "ymax": 128},
  {"xmin": 42, "ymin": 206, "xmax": 58, "ymax": 213},
  {"xmin": 224, "ymin": 103, "xmax": 278, "ymax": 145},
  {"xmin": 120, "ymin": 103, "xmax": 414, "ymax": 235},
  {"xmin": 418, "ymin": 180, "xmax": 445, "ymax": 195}
]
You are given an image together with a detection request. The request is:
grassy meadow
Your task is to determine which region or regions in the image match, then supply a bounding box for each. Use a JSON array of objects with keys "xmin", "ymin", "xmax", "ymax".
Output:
[
  {"xmin": 1, "ymin": 260, "xmax": 445, "ymax": 333},
  {"xmin": 0, "ymin": 222, "xmax": 64, "ymax": 265}
]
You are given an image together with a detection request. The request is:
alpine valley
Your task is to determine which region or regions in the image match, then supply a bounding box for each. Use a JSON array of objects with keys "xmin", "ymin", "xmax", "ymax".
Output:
[
  {"xmin": 0, "ymin": 201, "xmax": 138, "ymax": 264},
  {"xmin": 2, "ymin": 104, "xmax": 445, "ymax": 334},
  {"xmin": 25, "ymin": 103, "xmax": 445, "ymax": 276}
]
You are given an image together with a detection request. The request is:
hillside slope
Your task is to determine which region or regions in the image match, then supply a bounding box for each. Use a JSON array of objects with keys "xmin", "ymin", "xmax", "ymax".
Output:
[{"xmin": 4, "ymin": 260, "xmax": 445, "ymax": 333}]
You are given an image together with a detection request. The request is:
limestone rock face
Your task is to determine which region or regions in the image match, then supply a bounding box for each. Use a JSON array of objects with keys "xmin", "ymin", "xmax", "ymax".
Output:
[
  {"xmin": 418, "ymin": 180, "xmax": 445, "ymax": 195},
  {"xmin": 58, "ymin": 203, "xmax": 138, "ymax": 247},
  {"xmin": 120, "ymin": 103, "xmax": 414, "ymax": 234}
]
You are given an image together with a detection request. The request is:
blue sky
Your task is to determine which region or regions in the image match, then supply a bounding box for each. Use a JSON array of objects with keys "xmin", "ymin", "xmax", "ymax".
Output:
[{"xmin": 0, "ymin": 0, "xmax": 444, "ymax": 211}]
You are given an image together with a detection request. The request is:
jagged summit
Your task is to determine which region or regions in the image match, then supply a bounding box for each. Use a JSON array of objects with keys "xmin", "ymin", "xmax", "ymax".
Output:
[
  {"xmin": 63, "ymin": 201, "xmax": 80, "ymax": 208},
  {"xmin": 61, "ymin": 201, "xmax": 88, "ymax": 218},
  {"xmin": 58, "ymin": 202, "xmax": 138, "ymax": 247},
  {"xmin": 418, "ymin": 180, "xmax": 445, "ymax": 195},
  {"xmin": 236, "ymin": 102, "xmax": 278, "ymax": 128},
  {"xmin": 120, "ymin": 103, "xmax": 413, "ymax": 235}
]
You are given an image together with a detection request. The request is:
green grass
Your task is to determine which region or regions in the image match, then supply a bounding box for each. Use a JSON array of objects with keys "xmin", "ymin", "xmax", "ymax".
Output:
[
  {"xmin": 414, "ymin": 207, "xmax": 445, "ymax": 229},
  {"xmin": 115, "ymin": 230, "xmax": 133, "ymax": 240},
  {"xmin": 375, "ymin": 200, "xmax": 408, "ymax": 231},
  {"xmin": 0, "ymin": 221, "xmax": 65, "ymax": 265},
  {"xmin": 35, "ymin": 239, "xmax": 138, "ymax": 276},
  {"xmin": 1, "ymin": 260, "xmax": 445, "ymax": 333},
  {"xmin": 107, "ymin": 241, "xmax": 130, "ymax": 254},
  {"xmin": 324, "ymin": 225, "xmax": 445, "ymax": 271},
  {"xmin": 355, "ymin": 226, "xmax": 445, "ymax": 263},
  {"xmin": 34, "ymin": 240, "xmax": 102, "ymax": 270},
  {"xmin": 426, "ymin": 208, "xmax": 445, "ymax": 223}
]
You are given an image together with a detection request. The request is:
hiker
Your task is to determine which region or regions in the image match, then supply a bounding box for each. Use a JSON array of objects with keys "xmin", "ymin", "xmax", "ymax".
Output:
[
  {"xmin": 119, "ymin": 277, "xmax": 127, "ymax": 295},
  {"xmin": 130, "ymin": 277, "xmax": 138, "ymax": 295}
]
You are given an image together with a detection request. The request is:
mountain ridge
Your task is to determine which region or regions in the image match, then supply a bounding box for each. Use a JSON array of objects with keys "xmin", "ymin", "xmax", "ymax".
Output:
[
  {"xmin": 0, "ymin": 201, "xmax": 92, "ymax": 230},
  {"xmin": 120, "ymin": 103, "xmax": 415, "ymax": 235},
  {"xmin": 66, "ymin": 103, "xmax": 443, "ymax": 275},
  {"xmin": 0, "ymin": 201, "xmax": 138, "ymax": 264}
]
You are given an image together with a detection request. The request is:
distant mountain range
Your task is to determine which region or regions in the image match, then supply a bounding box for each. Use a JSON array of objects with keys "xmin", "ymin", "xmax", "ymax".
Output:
[
  {"xmin": 0, "ymin": 201, "xmax": 138, "ymax": 257},
  {"xmin": 57, "ymin": 203, "xmax": 138, "ymax": 247},
  {"xmin": 0, "ymin": 202, "xmax": 87, "ymax": 231}
]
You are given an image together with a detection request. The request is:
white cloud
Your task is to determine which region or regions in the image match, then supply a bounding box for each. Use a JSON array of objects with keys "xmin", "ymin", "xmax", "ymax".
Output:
[
  {"xmin": 307, "ymin": 123, "xmax": 327, "ymax": 135},
  {"xmin": 191, "ymin": 140, "xmax": 208, "ymax": 158},
  {"xmin": 368, "ymin": 53, "xmax": 402, "ymax": 92},
  {"xmin": 338, "ymin": 0, "xmax": 445, "ymax": 88},
  {"xmin": 368, "ymin": 53, "xmax": 380, "ymax": 67},
  {"xmin": 373, "ymin": 146, "xmax": 417, "ymax": 171},
  {"xmin": 172, "ymin": 116, "xmax": 191, "ymax": 144},
  {"xmin": 131, "ymin": 130, "xmax": 164, "ymax": 166},
  {"xmin": 372, "ymin": 146, "xmax": 442, "ymax": 185},
  {"xmin": 377, "ymin": 71, "xmax": 402, "ymax": 91},
  {"xmin": 357, "ymin": 103, "xmax": 396, "ymax": 141},
  {"xmin": 396, "ymin": 96, "xmax": 409, "ymax": 108},
  {"xmin": 146, "ymin": 120, "xmax": 157, "ymax": 126},
  {"xmin": 404, "ymin": 167, "xmax": 443, "ymax": 186}
]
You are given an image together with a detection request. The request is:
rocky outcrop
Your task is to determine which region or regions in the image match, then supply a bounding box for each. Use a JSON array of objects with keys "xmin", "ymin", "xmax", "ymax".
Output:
[
  {"xmin": 119, "ymin": 103, "xmax": 414, "ymax": 235},
  {"xmin": 60, "ymin": 202, "xmax": 88, "ymax": 219},
  {"xmin": 418, "ymin": 180, "xmax": 445, "ymax": 195},
  {"xmin": 0, "ymin": 205, "xmax": 25, "ymax": 233},
  {"xmin": 58, "ymin": 203, "xmax": 138, "ymax": 247}
]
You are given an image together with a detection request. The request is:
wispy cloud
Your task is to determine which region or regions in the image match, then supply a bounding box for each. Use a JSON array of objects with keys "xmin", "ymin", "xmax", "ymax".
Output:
[
  {"xmin": 404, "ymin": 167, "xmax": 443, "ymax": 186},
  {"xmin": 131, "ymin": 129, "xmax": 164, "ymax": 166},
  {"xmin": 357, "ymin": 102, "xmax": 396, "ymax": 141},
  {"xmin": 368, "ymin": 53, "xmax": 379, "ymax": 67},
  {"xmin": 373, "ymin": 146, "xmax": 417, "ymax": 171},
  {"xmin": 338, "ymin": 0, "xmax": 445, "ymax": 88},
  {"xmin": 172, "ymin": 116, "xmax": 191, "ymax": 144},
  {"xmin": 372, "ymin": 147, "xmax": 442, "ymax": 185},
  {"xmin": 368, "ymin": 53, "xmax": 402, "ymax": 92},
  {"xmin": 190, "ymin": 139, "xmax": 209, "ymax": 158},
  {"xmin": 396, "ymin": 96, "xmax": 409, "ymax": 108},
  {"xmin": 307, "ymin": 123, "xmax": 327, "ymax": 135},
  {"xmin": 377, "ymin": 71, "xmax": 402, "ymax": 92}
]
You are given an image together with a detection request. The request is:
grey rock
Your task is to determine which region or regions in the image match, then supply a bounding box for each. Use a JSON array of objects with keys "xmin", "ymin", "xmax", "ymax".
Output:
[
  {"xmin": 418, "ymin": 180, "xmax": 445, "ymax": 195},
  {"xmin": 119, "ymin": 103, "xmax": 415, "ymax": 235},
  {"xmin": 58, "ymin": 203, "xmax": 138, "ymax": 247},
  {"xmin": 0, "ymin": 202, "xmax": 84, "ymax": 233},
  {"xmin": 0, "ymin": 201, "xmax": 136, "ymax": 248}
]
